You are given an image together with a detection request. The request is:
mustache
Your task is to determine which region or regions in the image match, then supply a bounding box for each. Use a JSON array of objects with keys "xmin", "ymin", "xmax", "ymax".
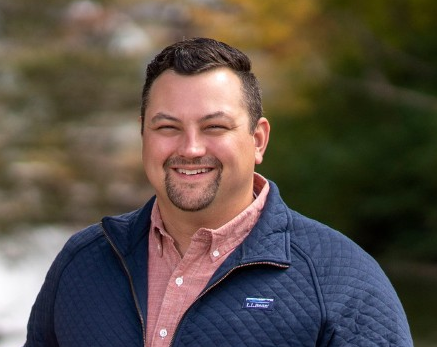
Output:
[{"xmin": 164, "ymin": 156, "xmax": 222, "ymax": 168}]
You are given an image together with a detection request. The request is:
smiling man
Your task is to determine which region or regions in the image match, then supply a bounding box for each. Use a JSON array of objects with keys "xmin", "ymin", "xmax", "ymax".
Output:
[
  {"xmin": 142, "ymin": 67, "xmax": 269, "ymax": 254},
  {"xmin": 25, "ymin": 38, "xmax": 412, "ymax": 347}
]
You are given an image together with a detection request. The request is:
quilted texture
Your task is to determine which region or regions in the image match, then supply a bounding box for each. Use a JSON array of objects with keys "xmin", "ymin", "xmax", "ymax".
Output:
[{"xmin": 24, "ymin": 181, "xmax": 412, "ymax": 346}]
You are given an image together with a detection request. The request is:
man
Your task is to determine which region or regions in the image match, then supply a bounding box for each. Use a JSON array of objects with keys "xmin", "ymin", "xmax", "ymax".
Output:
[{"xmin": 25, "ymin": 37, "xmax": 412, "ymax": 346}]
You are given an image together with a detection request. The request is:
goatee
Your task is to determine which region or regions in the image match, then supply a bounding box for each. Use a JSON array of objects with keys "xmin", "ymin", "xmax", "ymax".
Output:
[{"xmin": 164, "ymin": 156, "xmax": 223, "ymax": 211}]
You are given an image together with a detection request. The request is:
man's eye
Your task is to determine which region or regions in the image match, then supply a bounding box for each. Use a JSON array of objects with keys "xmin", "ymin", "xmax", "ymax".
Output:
[
  {"xmin": 205, "ymin": 125, "xmax": 228, "ymax": 130},
  {"xmin": 157, "ymin": 125, "xmax": 178, "ymax": 130}
]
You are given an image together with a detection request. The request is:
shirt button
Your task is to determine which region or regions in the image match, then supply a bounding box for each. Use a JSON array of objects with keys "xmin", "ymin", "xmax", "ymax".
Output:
[
  {"xmin": 212, "ymin": 249, "xmax": 220, "ymax": 257},
  {"xmin": 159, "ymin": 328, "xmax": 168, "ymax": 338},
  {"xmin": 175, "ymin": 277, "xmax": 183, "ymax": 286}
]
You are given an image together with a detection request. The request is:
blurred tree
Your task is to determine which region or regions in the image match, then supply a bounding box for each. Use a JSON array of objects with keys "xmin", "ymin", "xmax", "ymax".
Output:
[{"xmin": 0, "ymin": 0, "xmax": 187, "ymax": 230}]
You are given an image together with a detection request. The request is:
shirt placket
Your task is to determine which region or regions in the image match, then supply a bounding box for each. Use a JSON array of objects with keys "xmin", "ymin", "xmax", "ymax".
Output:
[{"xmin": 150, "ymin": 233, "xmax": 211, "ymax": 346}]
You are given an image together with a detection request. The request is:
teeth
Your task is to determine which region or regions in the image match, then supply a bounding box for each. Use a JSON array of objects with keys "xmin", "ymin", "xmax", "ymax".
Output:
[{"xmin": 177, "ymin": 168, "xmax": 210, "ymax": 175}]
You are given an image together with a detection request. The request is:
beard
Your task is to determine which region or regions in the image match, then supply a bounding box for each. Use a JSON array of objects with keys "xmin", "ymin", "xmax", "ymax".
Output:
[{"xmin": 164, "ymin": 156, "xmax": 223, "ymax": 212}]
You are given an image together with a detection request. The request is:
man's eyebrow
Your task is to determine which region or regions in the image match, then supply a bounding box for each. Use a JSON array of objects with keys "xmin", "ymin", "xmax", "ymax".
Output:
[
  {"xmin": 150, "ymin": 112, "xmax": 180, "ymax": 124},
  {"xmin": 200, "ymin": 111, "xmax": 234, "ymax": 122},
  {"xmin": 150, "ymin": 111, "xmax": 236, "ymax": 125}
]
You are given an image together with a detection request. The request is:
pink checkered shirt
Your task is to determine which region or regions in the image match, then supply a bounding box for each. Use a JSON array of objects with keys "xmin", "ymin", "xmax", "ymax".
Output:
[{"xmin": 146, "ymin": 173, "xmax": 269, "ymax": 346}]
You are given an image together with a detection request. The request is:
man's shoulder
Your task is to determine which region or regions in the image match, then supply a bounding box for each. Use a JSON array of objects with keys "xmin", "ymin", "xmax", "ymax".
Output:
[
  {"xmin": 53, "ymin": 207, "xmax": 146, "ymax": 269},
  {"xmin": 287, "ymin": 208, "xmax": 404, "ymax": 312},
  {"xmin": 62, "ymin": 223, "xmax": 104, "ymax": 254},
  {"xmin": 262, "ymin": 181, "xmax": 377, "ymax": 271},
  {"xmin": 44, "ymin": 223, "xmax": 105, "ymax": 279},
  {"xmin": 287, "ymin": 208, "xmax": 381, "ymax": 277}
]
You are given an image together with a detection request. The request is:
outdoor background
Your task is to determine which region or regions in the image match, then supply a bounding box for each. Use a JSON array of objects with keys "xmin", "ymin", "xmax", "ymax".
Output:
[{"xmin": 0, "ymin": 0, "xmax": 436, "ymax": 346}]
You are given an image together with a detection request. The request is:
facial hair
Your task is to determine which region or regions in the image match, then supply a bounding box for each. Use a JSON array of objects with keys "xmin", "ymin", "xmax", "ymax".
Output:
[{"xmin": 164, "ymin": 156, "xmax": 223, "ymax": 212}]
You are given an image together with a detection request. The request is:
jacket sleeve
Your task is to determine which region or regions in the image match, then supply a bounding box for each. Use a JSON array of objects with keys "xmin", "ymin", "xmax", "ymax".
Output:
[
  {"xmin": 24, "ymin": 226, "xmax": 101, "ymax": 347},
  {"xmin": 318, "ymin": 243, "xmax": 413, "ymax": 346},
  {"xmin": 24, "ymin": 249, "xmax": 67, "ymax": 347},
  {"xmin": 288, "ymin": 208, "xmax": 413, "ymax": 347}
]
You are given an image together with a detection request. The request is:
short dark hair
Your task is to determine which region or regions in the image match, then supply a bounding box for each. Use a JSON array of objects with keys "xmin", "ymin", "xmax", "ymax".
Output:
[{"xmin": 140, "ymin": 37, "xmax": 263, "ymax": 134}]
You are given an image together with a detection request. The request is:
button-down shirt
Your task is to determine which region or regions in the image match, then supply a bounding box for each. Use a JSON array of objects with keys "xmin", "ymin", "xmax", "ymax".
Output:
[{"xmin": 146, "ymin": 173, "xmax": 269, "ymax": 346}]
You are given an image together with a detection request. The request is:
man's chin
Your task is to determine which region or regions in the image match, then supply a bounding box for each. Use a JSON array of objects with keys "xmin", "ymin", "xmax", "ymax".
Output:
[
  {"xmin": 165, "ymin": 168, "xmax": 222, "ymax": 212},
  {"xmin": 168, "ymin": 191, "xmax": 215, "ymax": 212}
]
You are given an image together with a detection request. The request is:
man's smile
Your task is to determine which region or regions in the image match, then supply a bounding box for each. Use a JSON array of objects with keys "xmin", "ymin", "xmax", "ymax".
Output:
[{"xmin": 176, "ymin": 168, "xmax": 213, "ymax": 175}]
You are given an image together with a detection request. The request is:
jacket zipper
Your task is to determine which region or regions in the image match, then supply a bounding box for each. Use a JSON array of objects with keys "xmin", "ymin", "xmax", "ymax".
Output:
[
  {"xmin": 100, "ymin": 223, "xmax": 147, "ymax": 347},
  {"xmin": 169, "ymin": 261, "xmax": 289, "ymax": 346}
]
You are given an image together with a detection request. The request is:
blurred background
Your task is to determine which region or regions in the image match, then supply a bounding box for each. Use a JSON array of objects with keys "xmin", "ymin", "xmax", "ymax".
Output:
[{"xmin": 0, "ymin": 0, "xmax": 436, "ymax": 345}]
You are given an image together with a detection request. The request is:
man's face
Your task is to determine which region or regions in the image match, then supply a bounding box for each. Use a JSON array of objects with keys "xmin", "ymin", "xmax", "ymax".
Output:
[{"xmin": 142, "ymin": 67, "xmax": 268, "ymax": 214}]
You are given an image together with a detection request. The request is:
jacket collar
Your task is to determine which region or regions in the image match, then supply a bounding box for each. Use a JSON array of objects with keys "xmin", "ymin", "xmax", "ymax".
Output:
[
  {"xmin": 101, "ymin": 181, "xmax": 291, "ymax": 265},
  {"xmin": 203, "ymin": 180, "xmax": 292, "ymax": 289},
  {"xmin": 101, "ymin": 196, "xmax": 155, "ymax": 257},
  {"xmin": 223, "ymin": 180, "xmax": 292, "ymax": 266}
]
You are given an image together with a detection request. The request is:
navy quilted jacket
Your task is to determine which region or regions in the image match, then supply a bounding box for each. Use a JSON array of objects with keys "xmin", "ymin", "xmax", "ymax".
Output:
[{"xmin": 25, "ymin": 181, "xmax": 412, "ymax": 346}]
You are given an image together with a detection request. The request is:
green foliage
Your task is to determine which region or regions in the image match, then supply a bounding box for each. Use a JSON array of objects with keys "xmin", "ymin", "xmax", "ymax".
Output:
[
  {"xmin": 261, "ymin": 78, "xmax": 437, "ymax": 260},
  {"xmin": 252, "ymin": 0, "xmax": 437, "ymax": 262},
  {"xmin": 388, "ymin": 262, "xmax": 437, "ymax": 343}
]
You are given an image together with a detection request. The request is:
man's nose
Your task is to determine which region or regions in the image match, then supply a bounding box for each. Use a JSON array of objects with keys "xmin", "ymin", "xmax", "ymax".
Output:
[{"xmin": 177, "ymin": 131, "xmax": 207, "ymax": 158}]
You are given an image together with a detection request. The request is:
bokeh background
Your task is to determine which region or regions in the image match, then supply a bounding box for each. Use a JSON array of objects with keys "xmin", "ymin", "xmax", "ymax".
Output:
[{"xmin": 0, "ymin": 0, "xmax": 436, "ymax": 345}]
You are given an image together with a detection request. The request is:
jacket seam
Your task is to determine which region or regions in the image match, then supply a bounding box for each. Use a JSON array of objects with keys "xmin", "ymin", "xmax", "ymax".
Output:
[{"xmin": 288, "ymin": 240, "xmax": 328, "ymax": 343}]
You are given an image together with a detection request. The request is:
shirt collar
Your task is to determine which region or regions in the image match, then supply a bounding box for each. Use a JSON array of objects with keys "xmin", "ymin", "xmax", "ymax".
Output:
[{"xmin": 150, "ymin": 173, "xmax": 270, "ymax": 261}]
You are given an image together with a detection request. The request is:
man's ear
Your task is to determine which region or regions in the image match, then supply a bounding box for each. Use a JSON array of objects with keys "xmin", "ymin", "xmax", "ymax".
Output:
[{"xmin": 253, "ymin": 117, "xmax": 270, "ymax": 165}]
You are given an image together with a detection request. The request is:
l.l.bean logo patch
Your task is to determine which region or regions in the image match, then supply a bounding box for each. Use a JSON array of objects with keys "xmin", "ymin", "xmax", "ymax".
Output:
[{"xmin": 243, "ymin": 297, "xmax": 274, "ymax": 311}]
